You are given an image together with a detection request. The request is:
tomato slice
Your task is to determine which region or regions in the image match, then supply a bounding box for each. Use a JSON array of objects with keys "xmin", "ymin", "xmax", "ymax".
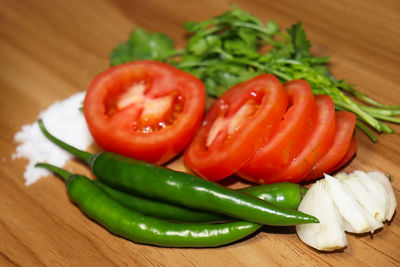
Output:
[
  {"xmin": 237, "ymin": 80, "xmax": 317, "ymax": 184},
  {"xmin": 83, "ymin": 60, "xmax": 206, "ymax": 164},
  {"xmin": 305, "ymin": 111, "xmax": 356, "ymax": 180},
  {"xmin": 184, "ymin": 74, "xmax": 289, "ymax": 181},
  {"xmin": 326, "ymin": 135, "xmax": 358, "ymax": 175},
  {"xmin": 263, "ymin": 95, "xmax": 336, "ymax": 183}
]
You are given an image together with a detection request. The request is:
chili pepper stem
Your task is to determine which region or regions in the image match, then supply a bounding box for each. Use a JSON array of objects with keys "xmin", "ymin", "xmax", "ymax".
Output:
[
  {"xmin": 38, "ymin": 119, "xmax": 93, "ymax": 163},
  {"xmin": 35, "ymin": 163, "xmax": 71, "ymax": 181}
]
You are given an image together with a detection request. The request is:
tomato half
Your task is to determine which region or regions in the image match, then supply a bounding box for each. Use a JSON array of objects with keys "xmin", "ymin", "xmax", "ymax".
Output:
[
  {"xmin": 305, "ymin": 111, "xmax": 356, "ymax": 180},
  {"xmin": 326, "ymin": 135, "xmax": 358, "ymax": 174},
  {"xmin": 238, "ymin": 80, "xmax": 317, "ymax": 184},
  {"xmin": 263, "ymin": 95, "xmax": 336, "ymax": 183},
  {"xmin": 184, "ymin": 74, "xmax": 288, "ymax": 181},
  {"xmin": 83, "ymin": 60, "xmax": 206, "ymax": 164}
]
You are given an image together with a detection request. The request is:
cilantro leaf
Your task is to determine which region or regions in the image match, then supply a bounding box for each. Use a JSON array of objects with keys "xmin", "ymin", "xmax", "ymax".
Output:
[
  {"xmin": 110, "ymin": 28, "xmax": 176, "ymax": 66},
  {"xmin": 109, "ymin": 6, "xmax": 400, "ymax": 140},
  {"xmin": 286, "ymin": 22, "xmax": 311, "ymax": 59}
]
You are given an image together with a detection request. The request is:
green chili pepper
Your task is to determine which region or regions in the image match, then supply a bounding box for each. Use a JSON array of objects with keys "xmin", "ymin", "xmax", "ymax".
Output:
[
  {"xmin": 36, "ymin": 163, "xmax": 261, "ymax": 247},
  {"xmin": 71, "ymin": 169, "xmax": 306, "ymax": 223},
  {"xmin": 38, "ymin": 119, "xmax": 318, "ymax": 226},
  {"xmin": 95, "ymin": 180, "xmax": 229, "ymax": 222},
  {"xmin": 239, "ymin": 183, "xmax": 308, "ymax": 210},
  {"xmin": 38, "ymin": 163, "xmax": 307, "ymax": 222},
  {"xmin": 95, "ymin": 181, "xmax": 307, "ymax": 222}
]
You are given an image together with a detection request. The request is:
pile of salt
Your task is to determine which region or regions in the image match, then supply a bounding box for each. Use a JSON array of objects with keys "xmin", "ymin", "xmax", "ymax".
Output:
[{"xmin": 13, "ymin": 92, "xmax": 93, "ymax": 185}]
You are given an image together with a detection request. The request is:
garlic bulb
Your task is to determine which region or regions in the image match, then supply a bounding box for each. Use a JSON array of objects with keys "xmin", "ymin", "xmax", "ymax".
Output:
[{"xmin": 296, "ymin": 170, "xmax": 397, "ymax": 251}]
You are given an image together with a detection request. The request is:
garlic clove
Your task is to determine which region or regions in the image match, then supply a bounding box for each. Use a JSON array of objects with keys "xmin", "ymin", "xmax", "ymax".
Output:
[
  {"xmin": 325, "ymin": 174, "xmax": 373, "ymax": 233},
  {"xmin": 367, "ymin": 170, "xmax": 397, "ymax": 221},
  {"xmin": 339, "ymin": 174, "xmax": 386, "ymax": 222},
  {"xmin": 296, "ymin": 179, "xmax": 347, "ymax": 251},
  {"xmin": 351, "ymin": 171, "xmax": 389, "ymax": 219}
]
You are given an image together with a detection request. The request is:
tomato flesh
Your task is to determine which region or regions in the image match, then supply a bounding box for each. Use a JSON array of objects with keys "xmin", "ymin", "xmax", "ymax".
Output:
[
  {"xmin": 238, "ymin": 80, "xmax": 317, "ymax": 183},
  {"xmin": 263, "ymin": 95, "xmax": 336, "ymax": 183},
  {"xmin": 326, "ymin": 135, "xmax": 358, "ymax": 174},
  {"xmin": 116, "ymin": 82, "xmax": 174, "ymax": 128},
  {"xmin": 206, "ymin": 99, "xmax": 260, "ymax": 147},
  {"xmin": 305, "ymin": 111, "xmax": 356, "ymax": 180},
  {"xmin": 84, "ymin": 60, "xmax": 206, "ymax": 164},
  {"xmin": 105, "ymin": 81, "xmax": 180, "ymax": 132},
  {"xmin": 184, "ymin": 74, "xmax": 288, "ymax": 181}
]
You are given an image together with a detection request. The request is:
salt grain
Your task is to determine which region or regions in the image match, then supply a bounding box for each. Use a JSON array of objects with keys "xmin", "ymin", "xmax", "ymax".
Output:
[{"xmin": 13, "ymin": 91, "xmax": 93, "ymax": 185}]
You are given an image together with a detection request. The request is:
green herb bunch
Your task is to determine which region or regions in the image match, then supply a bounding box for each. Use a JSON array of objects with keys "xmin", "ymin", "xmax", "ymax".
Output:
[{"xmin": 110, "ymin": 6, "xmax": 399, "ymax": 141}]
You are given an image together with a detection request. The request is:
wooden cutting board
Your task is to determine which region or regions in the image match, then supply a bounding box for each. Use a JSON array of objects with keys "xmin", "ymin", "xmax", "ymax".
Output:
[{"xmin": 1, "ymin": 0, "xmax": 399, "ymax": 265}]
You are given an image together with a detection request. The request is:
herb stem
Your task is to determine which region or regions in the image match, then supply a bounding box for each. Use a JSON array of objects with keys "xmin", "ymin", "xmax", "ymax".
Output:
[
  {"xmin": 263, "ymin": 65, "xmax": 293, "ymax": 81},
  {"xmin": 174, "ymin": 61, "xmax": 212, "ymax": 68},
  {"xmin": 355, "ymin": 121, "xmax": 377, "ymax": 143},
  {"xmin": 332, "ymin": 100, "xmax": 383, "ymax": 133},
  {"xmin": 370, "ymin": 114, "xmax": 400, "ymax": 124},
  {"xmin": 341, "ymin": 87, "xmax": 400, "ymax": 109},
  {"xmin": 361, "ymin": 106, "xmax": 400, "ymax": 116}
]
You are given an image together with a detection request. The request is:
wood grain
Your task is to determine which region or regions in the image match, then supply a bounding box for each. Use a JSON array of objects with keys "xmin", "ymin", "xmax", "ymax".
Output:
[{"xmin": 1, "ymin": 0, "xmax": 399, "ymax": 266}]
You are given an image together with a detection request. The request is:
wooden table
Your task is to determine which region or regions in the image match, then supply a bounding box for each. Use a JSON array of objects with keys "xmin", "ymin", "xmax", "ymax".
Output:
[{"xmin": 1, "ymin": 0, "xmax": 399, "ymax": 265}]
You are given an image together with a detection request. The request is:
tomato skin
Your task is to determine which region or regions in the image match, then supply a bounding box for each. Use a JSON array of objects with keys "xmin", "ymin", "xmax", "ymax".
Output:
[
  {"xmin": 305, "ymin": 111, "xmax": 356, "ymax": 180},
  {"xmin": 83, "ymin": 60, "xmax": 206, "ymax": 164},
  {"xmin": 262, "ymin": 95, "xmax": 336, "ymax": 184},
  {"xmin": 184, "ymin": 74, "xmax": 289, "ymax": 181},
  {"xmin": 326, "ymin": 135, "xmax": 358, "ymax": 175},
  {"xmin": 238, "ymin": 80, "xmax": 317, "ymax": 184}
]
